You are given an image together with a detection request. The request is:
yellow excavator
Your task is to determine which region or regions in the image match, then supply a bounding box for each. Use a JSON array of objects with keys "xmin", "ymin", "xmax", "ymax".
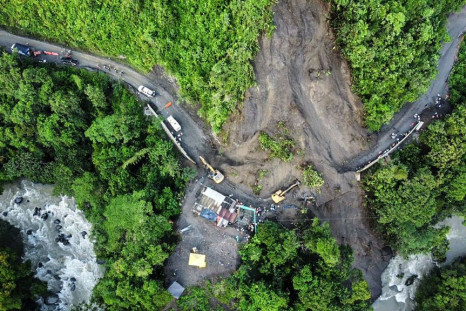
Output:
[
  {"xmin": 199, "ymin": 156, "xmax": 224, "ymax": 184},
  {"xmin": 271, "ymin": 181, "xmax": 300, "ymax": 204}
]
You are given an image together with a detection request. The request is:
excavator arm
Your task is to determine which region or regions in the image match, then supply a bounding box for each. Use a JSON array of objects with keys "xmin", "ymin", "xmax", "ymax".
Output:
[{"xmin": 199, "ymin": 156, "xmax": 215, "ymax": 173}]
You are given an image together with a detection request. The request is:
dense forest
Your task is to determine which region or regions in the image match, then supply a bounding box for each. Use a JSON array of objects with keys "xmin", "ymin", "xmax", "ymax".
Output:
[
  {"xmin": 0, "ymin": 0, "xmax": 276, "ymax": 132},
  {"xmin": 329, "ymin": 0, "xmax": 466, "ymax": 131},
  {"xmin": 414, "ymin": 256, "xmax": 466, "ymax": 310},
  {"xmin": 0, "ymin": 52, "xmax": 193, "ymax": 309},
  {"xmin": 176, "ymin": 220, "xmax": 372, "ymax": 310},
  {"xmin": 0, "ymin": 220, "xmax": 47, "ymax": 311},
  {"xmin": 362, "ymin": 41, "xmax": 466, "ymax": 257}
]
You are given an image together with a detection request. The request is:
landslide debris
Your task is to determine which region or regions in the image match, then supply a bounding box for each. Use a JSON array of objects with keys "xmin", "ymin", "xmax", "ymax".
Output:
[{"xmin": 217, "ymin": 0, "xmax": 387, "ymax": 298}]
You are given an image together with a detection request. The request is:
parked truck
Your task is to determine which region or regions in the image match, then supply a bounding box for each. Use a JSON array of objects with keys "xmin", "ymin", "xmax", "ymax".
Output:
[
  {"xmin": 138, "ymin": 85, "xmax": 156, "ymax": 97},
  {"xmin": 11, "ymin": 43, "xmax": 32, "ymax": 56}
]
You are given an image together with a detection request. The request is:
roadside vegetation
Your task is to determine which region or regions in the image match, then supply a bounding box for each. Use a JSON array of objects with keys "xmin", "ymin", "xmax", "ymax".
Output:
[
  {"xmin": 176, "ymin": 220, "xmax": 371, "ymax": 310},
  {"xmin": 0, "ymin": 52, "xmax": 193, "ymax": 310},
  {"xmin": 362, "ymin": 41, "xmax": 466, "ymax": 257},
  {"xmin": 414, "ymin": 256, "xmax": 466, "ymax": 310},
  {"xmin": 329, "ymin": 0, "xmax": 466, "ymax": 131},
  {"xmin": 0, "ymin": 0, "xmax": 276, "ymax": 133}
]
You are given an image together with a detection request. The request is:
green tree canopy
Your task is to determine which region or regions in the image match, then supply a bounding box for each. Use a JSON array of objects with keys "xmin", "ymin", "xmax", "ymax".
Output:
[{"xmin": 415, "ymin": 257, "xmax": 466, "ymax": 311}]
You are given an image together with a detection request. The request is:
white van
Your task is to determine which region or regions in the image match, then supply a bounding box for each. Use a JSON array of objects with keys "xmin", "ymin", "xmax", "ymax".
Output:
[
  {"xmin": 166, "ymin": 115, "xmax": 182, "ymax": 132},
  {"xmin": 138, "ymin": 85, "xmax": 156, "ymax": 97}
]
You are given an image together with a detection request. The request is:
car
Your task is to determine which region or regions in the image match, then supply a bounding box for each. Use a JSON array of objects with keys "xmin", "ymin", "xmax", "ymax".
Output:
[
  {"xmin": 61, "ymin": 57, "xmax": 78, "ymax": 66},
  {"xmin": 138, "ymin": 85, "xmax": 156, "ymax": 97}
]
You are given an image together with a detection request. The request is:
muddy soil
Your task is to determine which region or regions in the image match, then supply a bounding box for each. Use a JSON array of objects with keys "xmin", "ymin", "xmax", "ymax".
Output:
[
  {"xmin": 218, "ymin": 0, "xmax": 388, "ymax": 298},
  {"xmin": 164, "ymin": 176, "xmax": 248, "ymax": 288}
]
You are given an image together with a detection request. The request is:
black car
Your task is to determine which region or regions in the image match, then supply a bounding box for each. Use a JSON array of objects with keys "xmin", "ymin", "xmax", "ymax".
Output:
[{"xmin": 61, "ymin": 57, "xmax": 79, "ymax": 66}]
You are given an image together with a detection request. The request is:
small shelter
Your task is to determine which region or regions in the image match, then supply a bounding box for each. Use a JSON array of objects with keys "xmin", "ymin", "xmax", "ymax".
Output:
[
  {"xmin": 167, "ymin": 281, "xmax": 185, "ymax": 299},
  {"xmin": 188, "ymin": 253, "xmax": 206, "ymax": 268}
]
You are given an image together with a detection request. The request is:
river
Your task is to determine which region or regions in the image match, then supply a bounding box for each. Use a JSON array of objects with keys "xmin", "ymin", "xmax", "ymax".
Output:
[
  {"xmin": 372, "ymin": 215, "xmax": 466, "ymax": 311},
  {"xmin": 0, "ymin": 180, "xmax": 104, "ymax": 310}
]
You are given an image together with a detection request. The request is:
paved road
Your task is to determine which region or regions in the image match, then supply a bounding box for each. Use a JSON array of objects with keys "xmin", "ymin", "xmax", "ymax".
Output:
[{"xmin": 345, "ymin": 6, "xmax": 466, "ymax": 171}]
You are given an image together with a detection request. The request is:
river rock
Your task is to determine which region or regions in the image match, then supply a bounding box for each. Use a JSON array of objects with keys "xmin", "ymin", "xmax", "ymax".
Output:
[
  {"xmin": 405, "ymin": 274, "xmax": 418, "ymax": 286},
  {"xmin": 2, "ymin": 211, "xmax": 7, "ymax": 216},
  {"xmin": 41, "ymin": 213, "xmax": 48, "ymax": 221},
  {"xmin": 55, "ymin": 225, "xmax": 62, "ymax": 231},
  {"xmin": 54, "ymin": 275, "xmax": 60, "ymax": 280},
  {"xmin": 45, "ymin": 295, "xmax": 59, "ymax": 305},
  {"xmin": 81, "ymin": 231, "xmax": 87, "ymax": 238},
  {"xmin": 70, "ymin": 277, "xmax": 76, "ymax": 282},
  {"xmin": 70, "ymin": 283, "xmax": 76, "ymax": 291},
  {"xmin": 33, "ymin": 207, "xmax": 41, "ymax": 216},
  {"xmin": 26, "ymin": 229, "xmax": 33, "ymax": 235},
  {"xmin": 14, "ymin": 197, "xmax": 23, "ymax": 204},
  {"xmin": 53, "ymin": 219, "xmax": 60, "ymax": 224}
]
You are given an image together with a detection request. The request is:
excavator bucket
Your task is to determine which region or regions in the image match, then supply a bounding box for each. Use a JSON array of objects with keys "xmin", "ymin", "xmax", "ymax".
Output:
[
  {"xmin": 271, "ymin": 181, "xmax": 300, "ymax": 204},
  {"xmin": 271, "ymin": 192, "xmax": 285, "ymax": 204}
]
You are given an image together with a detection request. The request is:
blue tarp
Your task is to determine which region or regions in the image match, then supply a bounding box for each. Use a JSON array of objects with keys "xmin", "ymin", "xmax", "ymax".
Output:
[{"xmin": 200, "ymin": 209, "xmax": 217, "ymax": 222}]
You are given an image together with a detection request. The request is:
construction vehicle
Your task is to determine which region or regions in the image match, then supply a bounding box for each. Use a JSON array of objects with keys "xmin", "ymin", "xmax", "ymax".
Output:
[
  {"xmin": 271, "ymin": 181, "xmax": 300, "ymax": 204},
  {"xmin": 199, "ymin": 156, "xmax": 224, "ymax": 184}
]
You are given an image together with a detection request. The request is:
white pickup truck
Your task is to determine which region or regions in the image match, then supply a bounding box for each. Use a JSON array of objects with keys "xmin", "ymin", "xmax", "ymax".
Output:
[{"xmin": 138, "ymin": 85, "xmax": 156, "ymax": 97}]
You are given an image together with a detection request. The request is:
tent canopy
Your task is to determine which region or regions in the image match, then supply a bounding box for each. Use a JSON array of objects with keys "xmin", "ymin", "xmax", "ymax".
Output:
[
  {"xmin": 167, "ymin": 281, "xmax": 185, "ymax": 299},
  {"xmin": 189, "ymin": 253, "xmax": 206, "ymax": 268}
]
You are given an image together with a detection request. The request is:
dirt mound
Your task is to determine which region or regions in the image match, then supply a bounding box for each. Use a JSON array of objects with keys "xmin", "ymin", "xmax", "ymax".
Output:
[{"xmin": 219, "ymin": 0, "xmax": 387, "ymax": 298}]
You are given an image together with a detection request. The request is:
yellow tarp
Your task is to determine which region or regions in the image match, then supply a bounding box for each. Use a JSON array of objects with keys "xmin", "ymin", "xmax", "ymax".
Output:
[{"xmin": 189, "ymin": 253, "xmax": 206, "ymax": 268}]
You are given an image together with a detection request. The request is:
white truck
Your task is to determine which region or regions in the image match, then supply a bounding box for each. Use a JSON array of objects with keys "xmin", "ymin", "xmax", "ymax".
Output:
[
  {"xmin": 138, "ymin": 85, "xmax": 156, "ymax": 97},
  {"xmin": 166, "ymin": 115, "xmax": 182, "ymax": 132}
]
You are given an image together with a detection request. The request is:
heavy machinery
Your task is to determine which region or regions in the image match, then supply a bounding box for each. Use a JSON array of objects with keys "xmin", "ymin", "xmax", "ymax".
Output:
[
  {"xmin": 271, "ymin": 181, "xmax": 300, "ymax": 204},
  {"xmin": 199, "ymin": 156, "xmax": 224, "ymax": 184}
]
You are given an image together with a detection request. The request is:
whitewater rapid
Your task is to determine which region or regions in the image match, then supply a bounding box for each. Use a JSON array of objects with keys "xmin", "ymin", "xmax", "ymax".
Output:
[
  {"xmin": 0, "ymin": 180, "xmax": 104, "ymax": 310},
  {"xmin": 373, "ymin": 215, "xmax": 466, "ymax": 311}
]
